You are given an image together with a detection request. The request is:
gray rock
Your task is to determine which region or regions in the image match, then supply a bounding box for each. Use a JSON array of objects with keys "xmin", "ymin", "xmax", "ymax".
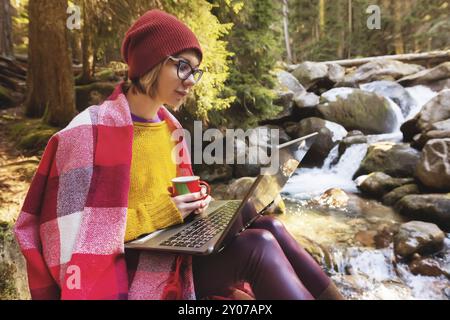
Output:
[
  {"xmin": 415, "ymin": 138, "xmax": 450, "ymax": 190},
  {"xmin": 395, "ymin": 194, "xmax": 450, "ymax": 231},
  {"xmin": 227, "ymin": 177, "xmax": 257, "ymax": 199},
  {"xmin": 318, "ymin": 88, "xmax": 399, "ymax": 134},
  {"xmin": 338, "ymin": 131, "xmax": 367, "ymax": 159},
  {"xmin": 412, "ymin": 129, "xmax": 450, "ymax": 150},
  {"xmin": 360, "ymin": 80, "xmax": 416, "ymax": 118},
  {"xmin": 272, "ymin": 91, "xmax": 294, "ymax": 121},
  {"xmin": 416, "ymin": 89, "xmax": 450, "ymax": 132},
  {"xmin": 394, "ymin": 221, "xmax": 445, "ymax": 258},
  {"xmin": 287, "ymin": 117, "xmax": 347, "ymax": 167},
  {"xmin": 382, "ymin": 184, "xmax": 421, "ymax": 206},
  {"xmin": 291, "ymin": 61, "xmax": 345, "ymax": 88},
  {"xmin": 344, "ymin": 59, "xmax": 424, "ymax": 84},
  {"xmin": 354, "ymin": 142, "xmax": 421, "ymax": 178},
  {"xmin": 293, "ymin": 92, "xmax": 320, "ymax": 107},
  {"xmin": 357, "ymin": 172, "xmax": 415, "ymax": 198},
  {"xmin": 425, "ymin": 78, "xmax": 450, "ymax": 92},
  {"xmin": 275, "ymin": 70, "xmax": 307, "ymax": 96},
  {"xmin": 398, "ymin": 61, "xmax": 450, "ymax": 86}
]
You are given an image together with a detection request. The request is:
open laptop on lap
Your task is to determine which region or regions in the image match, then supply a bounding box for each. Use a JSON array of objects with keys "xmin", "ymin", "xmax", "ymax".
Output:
[{"xmin": 125, "ymin": 132, "xmax": 318, "ymax": 255}]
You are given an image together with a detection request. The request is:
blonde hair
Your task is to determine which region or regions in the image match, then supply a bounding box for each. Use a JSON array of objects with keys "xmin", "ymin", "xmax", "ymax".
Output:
[{"xmin": 123, "ymin": 58, "xmax": 167, "ymax": 98}]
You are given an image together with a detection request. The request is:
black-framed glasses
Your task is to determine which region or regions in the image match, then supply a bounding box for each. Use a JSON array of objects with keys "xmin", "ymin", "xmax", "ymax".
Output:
[{"xmin": 167, "ymin": 56, "xmax": 203, "ymax": 83}]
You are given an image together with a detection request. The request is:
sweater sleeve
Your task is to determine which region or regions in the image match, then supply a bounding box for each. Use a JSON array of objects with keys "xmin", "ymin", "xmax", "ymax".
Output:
[{"xmin": 125, "ymin": 194, "xmax": 184, "ymax": 242}]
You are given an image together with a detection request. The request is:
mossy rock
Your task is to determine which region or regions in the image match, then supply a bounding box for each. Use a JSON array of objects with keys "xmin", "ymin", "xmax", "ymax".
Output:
[
  {"xmin": 75, "ymin": 81, "xmax": 117, "ymax": 112},
  {"xmin": 95, "ymin": 68, "xmax": 120, "ymax": 82},
  {"xmin": 0, "ymin": 85, "xmax": 15, "ymax": 109},
  {"xmin": 0, "ymin": 222, "xmax": 20, "ymax": 300},
  {"xmin": 318, "ymin": 88, "xmax": 398, "ymax": 134},
  {"xmin": 5, "ymin": 117, "xmax": 59, "ymax": 155},
  {"xmin": 0, "ymin": 221, "xmax": 30, "ymax": 300}
]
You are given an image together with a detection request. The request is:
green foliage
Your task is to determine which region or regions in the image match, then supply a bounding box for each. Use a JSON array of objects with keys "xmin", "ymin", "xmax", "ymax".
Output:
[
  {"xmin": 10, "ymin": 0, "xmax": 29, "ymax": 55},
  {"xmin": 288, "ymin": 0, "xmax": 449, "ymax": 62},
  {"xmin": 163, "ymin": 0, "xmax": 235, "ymax": 120},
  {"xmin": 209, "ymin": 0, "xmax": 284, "ymax": 128},
  {"xmin": 69, "ymin": 0, "xmax": 235, "ymax": 123}
]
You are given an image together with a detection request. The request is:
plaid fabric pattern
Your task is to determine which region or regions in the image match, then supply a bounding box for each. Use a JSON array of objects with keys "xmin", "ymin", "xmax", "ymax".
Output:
[{"xmin": 14, "ymin": 82, "xmax": 196, "ymax": 300}]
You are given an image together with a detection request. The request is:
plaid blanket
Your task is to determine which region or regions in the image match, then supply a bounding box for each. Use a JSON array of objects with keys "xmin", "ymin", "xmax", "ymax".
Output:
[{"xmin": 14, "ymin": 82, "xmax": 196, "ymax": 300}]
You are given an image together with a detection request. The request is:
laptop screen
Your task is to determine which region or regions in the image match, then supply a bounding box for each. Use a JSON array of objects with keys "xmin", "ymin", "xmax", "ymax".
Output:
[
  {"xmin": 215, "ymin": 133, "xmax": 317, "ymax": 251},
  {"xmin": 245, "ymin": 132, "xmax": 317, "ymax": 213}
]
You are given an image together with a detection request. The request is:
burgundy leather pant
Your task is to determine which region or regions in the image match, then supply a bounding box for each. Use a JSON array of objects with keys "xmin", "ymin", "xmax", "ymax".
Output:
[{"xmin": 192, "ymin": 215, "xmax": 331, "ymax": 300}]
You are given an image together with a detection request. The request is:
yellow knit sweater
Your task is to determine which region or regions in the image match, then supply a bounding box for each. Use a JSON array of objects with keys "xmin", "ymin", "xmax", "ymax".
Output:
[{"xmin": 125, "ymin": 120, "xmax": 184, "ymax": 242}]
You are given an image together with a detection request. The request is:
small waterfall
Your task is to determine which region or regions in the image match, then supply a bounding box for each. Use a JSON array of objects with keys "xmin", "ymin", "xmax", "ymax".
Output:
[
  {"xmin": 404, "ymin": 85, "xmax": 437, "ymax": 120},
  {"xmin": 283, "ymin": 131, "xmax": 403, "ymax": 199},
  {"xmin": 283, "ymin": 143, "xmax": 368, "ymax": 198},
  {"xmin": 385, "ymin": 97, "xmax": 404, "ymax": 132}
]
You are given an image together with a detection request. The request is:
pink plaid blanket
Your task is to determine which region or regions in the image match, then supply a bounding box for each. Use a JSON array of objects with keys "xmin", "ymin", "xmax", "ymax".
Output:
[{"xmin": 14, "ymin": 83, "xmax": 196, "ymax": 300}]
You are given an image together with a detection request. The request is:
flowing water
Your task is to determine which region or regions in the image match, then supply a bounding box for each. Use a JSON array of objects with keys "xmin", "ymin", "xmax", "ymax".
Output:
[{"xmin": 278, "ymin": 85, "xmax": 449, "ymax": 299}]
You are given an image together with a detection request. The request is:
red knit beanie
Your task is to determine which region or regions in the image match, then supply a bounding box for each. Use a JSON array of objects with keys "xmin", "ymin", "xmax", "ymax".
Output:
[{"xmin": 121, "ymin": 9, "xmax": 203, "ymax": 80}]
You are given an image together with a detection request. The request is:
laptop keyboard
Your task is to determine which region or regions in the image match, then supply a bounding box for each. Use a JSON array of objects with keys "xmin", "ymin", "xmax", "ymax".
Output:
[{"xmin": 159, "ymin": 201, "xmax": 240, "ymax": 249}]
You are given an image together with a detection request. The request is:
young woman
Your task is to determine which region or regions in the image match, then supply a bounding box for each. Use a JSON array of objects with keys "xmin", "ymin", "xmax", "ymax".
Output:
[{"xmin": 15, "ymin": 9, "xmax": 343, "ymax": 300}]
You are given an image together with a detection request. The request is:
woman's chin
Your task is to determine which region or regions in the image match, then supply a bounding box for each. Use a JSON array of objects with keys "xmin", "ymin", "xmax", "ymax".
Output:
[{"xmin": 165, "ymin": 101, "xmax": 183, "ymax": 111}]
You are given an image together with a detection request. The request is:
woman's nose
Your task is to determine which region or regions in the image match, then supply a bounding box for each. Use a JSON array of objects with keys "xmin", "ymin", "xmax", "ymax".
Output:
[{"xmin": 182, "ymin": 74, "xmax": 196, "ymax": 87}]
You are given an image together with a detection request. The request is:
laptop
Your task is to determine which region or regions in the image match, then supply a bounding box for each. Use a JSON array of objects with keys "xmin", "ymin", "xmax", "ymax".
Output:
[{"xmin": 125, "ymin": 132, "xmax": 318, "ymax": 255}]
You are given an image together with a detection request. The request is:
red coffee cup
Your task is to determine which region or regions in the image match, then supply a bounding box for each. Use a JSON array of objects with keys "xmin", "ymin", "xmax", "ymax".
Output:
[{"xmin": 168, "ymin": 176, "xmax": 210, "ymax": 200}]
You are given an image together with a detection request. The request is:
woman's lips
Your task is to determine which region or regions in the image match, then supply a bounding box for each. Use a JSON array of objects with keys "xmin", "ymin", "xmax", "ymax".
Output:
[{"xmin": 175, "ymin": 91, "xmax": 188, "ymax": 97}]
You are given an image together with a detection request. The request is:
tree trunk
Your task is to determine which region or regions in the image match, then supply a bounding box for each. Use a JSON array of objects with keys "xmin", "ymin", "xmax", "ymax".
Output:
[
  {"xmin": 70, "ymin": 30, "xmax": 82, "ymax": 65},
  {"xmin": 347, "ymin": 0, "xmax": 352, "ymax": 58},
  {"xmin": 0, "ymin": 0, "xmax": 13, "ymax": 58},
  {"xmin": 80, "ymin": 0, "xmax": 94, "ymax": 84},
  {"xmin": 318, "ymin": 0, "xmax": 325, "ymax": 39},
  {"xmin": 26, "ymin": 0, "xmax": 77, "ymax": 127},
  {"xmin": 393, "ymin": 0, "xmax": 404, "ymax": 54},
  {"xmin": 282, "ymin": 0, "xmax": 292, "ymax": 64},
  {"xmin": 336, "ymin": 0, "xmax": 345, "ymax": 59}
]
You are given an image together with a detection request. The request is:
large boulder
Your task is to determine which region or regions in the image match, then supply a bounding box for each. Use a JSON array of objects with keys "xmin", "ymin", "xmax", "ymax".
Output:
[
  {"xmin": 272, "ymin": 70, "xmax": 305, "ymax": 120},
  {"xmin": 360, "ymin": 80, "xmax": 416, "ymax": 118},
  {"xmin": 354, "ymin": 142, "xmax": 421, "ymax": 178},
  {"xmin": 393, "ymin": 221, "xmax": 445, "ymax": 258},
  {"xmin": 343, "ymin": 59, "xmax": 424, "ymax": 84},
  {"xmin": 318, "ymin": 88, "xmax": 399, "ymax": 134},
  {"xmin": 291, "ymin": 61, "xmax": 345, "ymax": 89},
  {"xmin": 285, "ymin": 117, "xmax": 347, "ymax": 167},
  {"xmin": 402, "ymin": 90, "xmax": 450, "ymax": 148},
  {"xmin": 275, "ymin": 70, "xmax": 306, "ymax": 96},
  {"xmin": 357, "ymin": 172, "xmax": 415, "ymax": 198},
  {"xmin": 398, "ymin": 62, "xmax": 450, "ymax": 86},
  {"xmin": 415, "ymin": 89, "xmax": 450, "ymax": 132},
  {"xmin": 415, "ymin": 138, "xmax": 450, "ymax": 190},
  {"xmin": 395, "ymin": 194, "xmax": 450, "ymax": 231}
]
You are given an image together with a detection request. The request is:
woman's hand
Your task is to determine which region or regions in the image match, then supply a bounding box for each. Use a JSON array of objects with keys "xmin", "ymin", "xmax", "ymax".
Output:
[{"xmin": 169, "ymin": 188, "xmax": 213, "ymax": 219}]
